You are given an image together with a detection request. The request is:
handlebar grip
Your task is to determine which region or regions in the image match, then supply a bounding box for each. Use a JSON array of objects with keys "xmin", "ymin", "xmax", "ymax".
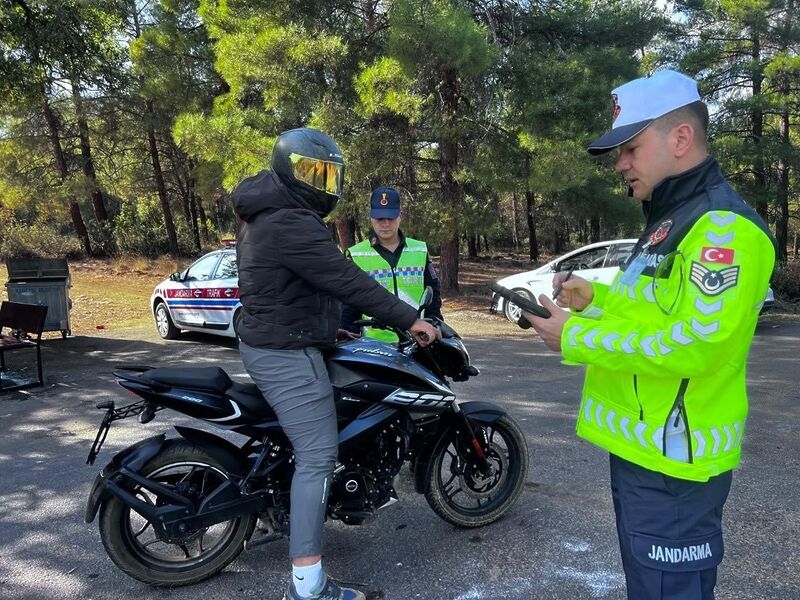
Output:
[
  {"xmin": 490, "ymin": 283, "xmax": 551, "ymax": 320},
  {"xmin": 517, "ymin": 316, "xmax": 532, "ymax": 329}
]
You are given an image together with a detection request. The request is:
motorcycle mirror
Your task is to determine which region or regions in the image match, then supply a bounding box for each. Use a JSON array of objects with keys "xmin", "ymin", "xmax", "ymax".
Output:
[{"xmin": 417, "ymin": 286, "xmax": 433, "ymax": 317}]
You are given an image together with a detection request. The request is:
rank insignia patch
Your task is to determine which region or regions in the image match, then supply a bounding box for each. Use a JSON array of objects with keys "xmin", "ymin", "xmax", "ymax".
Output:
[
  {"xmin": 690, "ymin": 262, "xmax": 739, "ymax": 296},
  {"xmin": 649, "ymin": 220, "xmax": 673, "ymax": 246}
]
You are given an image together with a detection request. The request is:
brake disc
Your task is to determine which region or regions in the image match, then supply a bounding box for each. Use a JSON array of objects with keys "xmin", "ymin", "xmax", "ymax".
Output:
[{"xmin": 458, "ymin": 443, "xmax": 508, "ymax": 500}]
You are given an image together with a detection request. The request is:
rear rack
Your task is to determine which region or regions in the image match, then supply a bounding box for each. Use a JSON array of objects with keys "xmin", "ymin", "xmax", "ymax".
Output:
[{"xmin": 86, "ymin": 398, "xmax": 165, "ymax": 465}]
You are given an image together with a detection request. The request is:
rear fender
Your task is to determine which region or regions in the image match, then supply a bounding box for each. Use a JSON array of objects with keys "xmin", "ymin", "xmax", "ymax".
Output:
[
  {"xmin": 84, "ymin": 433, "xmax": 166, "ymax": 523},
  {"xmin": 173, "ymin": 425, "xmax": 246, "ymax": 461},
  {"xmin": 412, "ymin": 401, "xmax": 507, "ymax": 494}
]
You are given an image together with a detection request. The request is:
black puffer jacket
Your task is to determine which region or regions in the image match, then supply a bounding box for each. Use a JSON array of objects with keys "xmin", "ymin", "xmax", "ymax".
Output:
[{"xmin": 233, "ymin": 170, "xmax": 418, "ymax": 350}]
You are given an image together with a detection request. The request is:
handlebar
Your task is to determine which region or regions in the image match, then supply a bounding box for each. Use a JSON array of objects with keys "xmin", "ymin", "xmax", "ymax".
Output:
[{"xmin": 352, "ymin": 318, "xmax": 435, "ymax": 346}]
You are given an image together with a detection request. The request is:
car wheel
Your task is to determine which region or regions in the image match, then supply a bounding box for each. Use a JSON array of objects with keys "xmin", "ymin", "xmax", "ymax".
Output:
[
  {"xmin": 155, "ymin": 301, "xmax": 180, "ymax": 340},
  {"xmin": 503, "ymin": 288, "xmax": 533, "ymax": 323},
  {"xmin": 232, "ymin": 308, "xmax": 241, "ymax": 348}
]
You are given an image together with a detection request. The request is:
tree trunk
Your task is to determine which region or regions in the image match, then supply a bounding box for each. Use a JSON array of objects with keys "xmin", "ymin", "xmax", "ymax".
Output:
[
  {"xmin": 145, "ymin": 100, "xmax": 179, "ymax": 257},
  {"xmin": 71, "ymin": 78, "xmax": 108, "ymax": 223},
  {"xmin": 175, "ymin": 170, "xmax": 200, "ymax": 251},
  {"xmin": 187, "ymin": 159, "xmax": 208, "ymax": 245},
  {"xmin": 188, "ymin": 191, "xmax": 201, "ymax": 251},
  {"xmin": 437, "ymin": 67, "xmax": 462, "ymax": 293},
  {"xmin": 590, "ymin": 215, "xmax": 600, "ymax": 243},
  {"xmin": 482, "ymin": 235, "xmax": 490, "ymax": 253},
  {"xmin": 511, "ymin": 191, "xmax": 519, "ymax": 250},
  {"xmin": 751, "ymin": 33, "xmax": 769, "ymax": 221},
  {"xmin": 439, "ymin": 239, "xmax": 459, "ymax": 292},
  {"xmin": 773, "ymin": 4, "xmax": 793, "ymax": 263},
  {"xmin": 467, "ymin": 234, "xmax": 478, "ymax": 258},
  {"xmin": 195, "ymin": 194, "xmax": 210, "ymax": 244},
  {"xmin": 334, "ymin": 218, "xmax": 355, "ymax": 250},
  {"xmin": 523, "ymin": 155, "xmax": 539, "ymax": 262},
  {"xmin": 41, "ymin": 94, "xmax": 92, "ymax": 256},
  {"xmin": 525, "ymin": 190, "xmax": 539, "ymax": 262},
  {"xmin": 554, "ymin": 214, "xmax": 567, "ymax": 255}
]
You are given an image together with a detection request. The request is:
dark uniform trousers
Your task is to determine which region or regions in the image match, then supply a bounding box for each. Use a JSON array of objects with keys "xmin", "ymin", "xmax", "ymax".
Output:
[{"xmin": 610, "ymin": 454, "xmax": 732, "ymax": 600}]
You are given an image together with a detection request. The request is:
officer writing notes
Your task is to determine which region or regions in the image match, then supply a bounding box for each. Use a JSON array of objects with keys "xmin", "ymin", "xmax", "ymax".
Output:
[{"xmin": 525, "ymin": 71, "xmax": 776, "ymax": 599}]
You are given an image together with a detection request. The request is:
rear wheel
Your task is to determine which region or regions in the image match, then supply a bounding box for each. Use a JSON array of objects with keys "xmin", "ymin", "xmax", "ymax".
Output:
[
  {"xmin": 98, "ymin": 441, "xmax": 256, "ymax": 586},
  {"xmin": 425, "ymin": 414, "xmax": 528, "ymax": 528},
  {"xmin": 503, "ymin": 289, "xmax": 533, "ymax": 323},
  {"xmin": 155, "ymin": 301, "xmax": 179, "ymax": 340}
]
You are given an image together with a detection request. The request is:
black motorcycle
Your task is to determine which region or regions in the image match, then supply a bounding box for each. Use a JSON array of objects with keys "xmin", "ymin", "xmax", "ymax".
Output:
[{"xmin": 84, "ymin": 294, "xmax": 529, "ymax": 586}]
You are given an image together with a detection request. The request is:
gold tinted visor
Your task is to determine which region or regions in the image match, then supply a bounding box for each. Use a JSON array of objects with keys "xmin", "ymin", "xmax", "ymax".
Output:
[{"xmin": 289, "ymin": 153, "xmax": 344, "ymax": 196}]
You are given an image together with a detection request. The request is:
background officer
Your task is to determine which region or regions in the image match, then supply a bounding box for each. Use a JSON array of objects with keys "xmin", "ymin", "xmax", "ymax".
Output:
[
  {"xmin": 341, "ymin": 187, "xmax": 443, "ymax": 342},
  {"xmin": 525, "ymin": 70, "xmax": 776, "ymax": 599}
]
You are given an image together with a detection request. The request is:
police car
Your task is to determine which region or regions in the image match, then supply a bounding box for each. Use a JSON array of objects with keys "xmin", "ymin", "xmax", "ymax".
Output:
[{"xmin": 150, "ymin": 243, "xmax": 240, "ymax": 340}]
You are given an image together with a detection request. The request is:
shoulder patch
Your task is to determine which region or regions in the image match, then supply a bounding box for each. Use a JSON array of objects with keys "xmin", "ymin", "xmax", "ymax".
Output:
[
  {"xmin": 649, "ymin": 219, "xmax": 673, "ymax": 246},
  {"xmin": 690, "ymin": 262, "xmax": 739, "ymax": 296}
]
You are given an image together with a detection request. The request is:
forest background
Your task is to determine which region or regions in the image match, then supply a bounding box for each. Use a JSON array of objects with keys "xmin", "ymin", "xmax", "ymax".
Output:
[{"xmin": 1, "ymin": 0, "xmax": 799, "ymax": 300}]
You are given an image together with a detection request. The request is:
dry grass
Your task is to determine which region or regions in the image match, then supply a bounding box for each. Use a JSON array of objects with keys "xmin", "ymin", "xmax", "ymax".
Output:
[
  {"xmin": 1, "ymin": 257, "xmax": 186, "ymax": 337},
  {"xmin": 1, "ymin": 253, "xmax": 795, "ymax": 339},
  {"xmin": 0, "ymin": 254, "xmax": 534, "ymax": 338}
]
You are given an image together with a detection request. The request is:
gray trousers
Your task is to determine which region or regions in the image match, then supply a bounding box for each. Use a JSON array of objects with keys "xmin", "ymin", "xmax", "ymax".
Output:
[{"xmin": 238, "ymin": 341, "xmax": 338, "ymax": 558}]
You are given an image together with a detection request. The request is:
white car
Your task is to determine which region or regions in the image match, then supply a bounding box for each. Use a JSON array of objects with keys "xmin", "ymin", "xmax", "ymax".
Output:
[
  {"xmin": 491, "ymin": 238, "xmax": 776, "ymax": 322},
  {"xmin": 150, "ymin": 247, "xmax": 241, "ymax": 339},
  {"xmin": 491, "ymin": 239, "xmax": 637, "ymax": 322}
]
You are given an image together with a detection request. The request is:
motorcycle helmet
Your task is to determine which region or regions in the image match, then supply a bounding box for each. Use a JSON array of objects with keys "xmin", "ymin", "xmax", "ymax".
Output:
[{"xmin": 271, "ymin": 128, "xmax": 345, "ymax": 217}]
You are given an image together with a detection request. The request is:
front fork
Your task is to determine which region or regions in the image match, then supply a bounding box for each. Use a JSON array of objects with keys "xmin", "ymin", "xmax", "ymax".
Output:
[{"xmin": 452, "ymin": 401, "xmax": 493, "ymax": 475}]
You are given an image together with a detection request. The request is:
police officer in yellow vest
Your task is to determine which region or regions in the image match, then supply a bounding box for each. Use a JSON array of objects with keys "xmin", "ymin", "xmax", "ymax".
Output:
[
  {"xmin": 341, "ymin": 187, "xmax": 443, "ymax": 342},
  {"xmin": 525, "ymin": 71, "xmax": 776, "ymax": 599}
]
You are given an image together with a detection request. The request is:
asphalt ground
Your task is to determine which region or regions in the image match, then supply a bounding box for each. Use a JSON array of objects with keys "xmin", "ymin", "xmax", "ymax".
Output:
[{"xmin": 0, "ymin": 318, "xmax": 798, "ymax": 600}]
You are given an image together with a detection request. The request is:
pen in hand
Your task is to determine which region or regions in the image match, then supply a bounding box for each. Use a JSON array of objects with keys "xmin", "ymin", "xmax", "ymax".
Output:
[{"xmin": 552, "ymin": 265, "xmax": 576, "ymax": 301}]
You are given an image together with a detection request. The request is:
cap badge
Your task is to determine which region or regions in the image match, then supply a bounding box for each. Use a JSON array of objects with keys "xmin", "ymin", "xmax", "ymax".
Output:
[
  {"xmin": 611, "ymin": 93, "xmax": 621, "ymax": 122},
  {"xmin": 380, "ymin": 193, "xmax": 388, "ymax": 206},
  {"xmin": 649, "ymin": 219, "xmax": 673, "ymax": 246}
]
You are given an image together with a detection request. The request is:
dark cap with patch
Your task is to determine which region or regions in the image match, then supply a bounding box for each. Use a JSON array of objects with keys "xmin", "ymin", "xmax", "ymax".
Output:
[{"xmin": 369, "ymin": 187, "xmax": 401, "ymax": 219}]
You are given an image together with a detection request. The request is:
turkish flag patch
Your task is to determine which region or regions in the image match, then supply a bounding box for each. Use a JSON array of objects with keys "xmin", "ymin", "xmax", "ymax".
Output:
[{"xmin": 700, "ymin": 247, "xmax": 734, "ymax": 265}]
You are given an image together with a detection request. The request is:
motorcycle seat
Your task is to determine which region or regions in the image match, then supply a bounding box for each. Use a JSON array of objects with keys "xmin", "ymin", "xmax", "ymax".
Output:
[
  {"xmin": 226, "ymin": 382, "xmax": 277, "ymax": 420},
  {"xmin": 147, "ymin": 367, "xmax": 232, "ymax": 393}
]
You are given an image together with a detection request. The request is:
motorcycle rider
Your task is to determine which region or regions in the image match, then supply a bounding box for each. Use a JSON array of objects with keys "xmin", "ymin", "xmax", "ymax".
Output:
[{"xmin": 232, "ymin": 127, "xmax": 440, "ymax": 600}]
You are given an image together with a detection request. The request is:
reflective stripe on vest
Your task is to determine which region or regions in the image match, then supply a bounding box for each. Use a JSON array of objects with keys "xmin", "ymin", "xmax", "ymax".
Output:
[{"xmin": 581, "ymin": 396, "xmax": 745, "ymax": 459}]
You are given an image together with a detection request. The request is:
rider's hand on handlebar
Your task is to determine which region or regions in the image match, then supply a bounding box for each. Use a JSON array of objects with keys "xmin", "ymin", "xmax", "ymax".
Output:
[
  {"xmin": 409, "ymin": 319, "xmax": 440, "ymax": 347},
  {"xmin": 336, "ymin": 328, "xmax": 361, "ymax": 341}
]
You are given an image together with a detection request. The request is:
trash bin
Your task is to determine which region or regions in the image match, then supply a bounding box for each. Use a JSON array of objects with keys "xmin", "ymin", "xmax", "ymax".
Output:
[{"xmin": 5, "ymin": 258, "xmax": 72, "ymax": 338}]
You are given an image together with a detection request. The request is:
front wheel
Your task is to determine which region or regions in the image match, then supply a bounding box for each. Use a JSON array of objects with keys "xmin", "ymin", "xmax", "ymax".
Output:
[
  {"xmin": 425, "ymin": 414, "xmax": 528, "ymax": 528},
  {"xmin": 98, "ymin": 440, "xmax": 256, "ymax": 586},
  {"xmin": 154, "ymin": 301, "xmax": 179, "ymax": 340}
]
